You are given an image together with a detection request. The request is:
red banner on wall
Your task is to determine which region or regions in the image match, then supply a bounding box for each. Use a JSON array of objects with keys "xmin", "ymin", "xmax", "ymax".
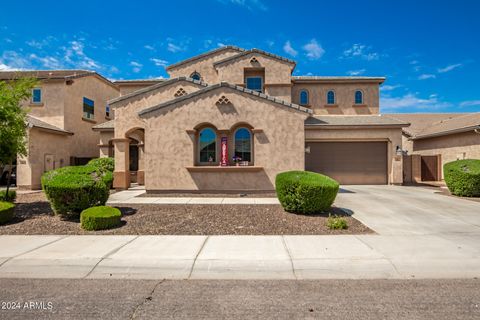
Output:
[{"xmin": 221, "ymin": 137, "xmax": 228, "ymax": 166}]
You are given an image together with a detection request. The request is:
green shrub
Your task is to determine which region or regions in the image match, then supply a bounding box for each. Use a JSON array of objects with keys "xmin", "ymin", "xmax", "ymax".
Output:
[
  {"xmin": 276, "ymin": 170, "xmax": 340, "ymax": 214},
  {"xmin": 87, "ymin": 157, "xmax": 114, "ymax": 173},
  {"xmin": 326, "ymin": 214, "xmax": 348, "ymax": 230},
  {"xmin": 444, "ymin": 159, "xmax": 480, "ymax": 197},
  {"xmin": 42, "ymin": 166, "xmax": 112, "ymax": 217},
  {"xmin": 0, "ymin": 201, "xmax": 15, "ymax": 224},
  {"xmin": 80, "ymin": 206, "xmax": 122, "ymax": 231},
  {"xmin": 0, "ymin": 190, "xmax": 16, "ymax": 202}
]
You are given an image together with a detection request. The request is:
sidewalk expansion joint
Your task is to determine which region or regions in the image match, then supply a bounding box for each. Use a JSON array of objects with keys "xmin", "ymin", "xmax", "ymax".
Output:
[
  {"xmin": 188, "ymin": 236, "xmax": 209, "ymax": 279},
  {"xmin": 84, "ymin": 235, "xmax": 139, "ymax": 279},
  {"xmin": 0, "ymin": 235, "xmax": 69, "ymax": 267}
]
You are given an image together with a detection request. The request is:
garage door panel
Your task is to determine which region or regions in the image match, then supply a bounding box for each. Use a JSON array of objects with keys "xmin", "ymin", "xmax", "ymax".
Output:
[{"xmin": 305, "ymin": 142, "xmax": 388, "ymax": 185}]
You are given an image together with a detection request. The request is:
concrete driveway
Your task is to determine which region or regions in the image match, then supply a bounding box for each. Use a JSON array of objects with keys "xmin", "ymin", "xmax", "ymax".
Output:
[{"xmin": 336, "ymin": 185, "xmax": 480, "ymax": 236}]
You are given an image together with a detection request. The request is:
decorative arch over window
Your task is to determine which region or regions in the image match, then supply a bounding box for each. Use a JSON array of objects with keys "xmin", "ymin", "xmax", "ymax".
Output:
[
  {"xmin": 190, "ymin": 72, "xmax": 201, "ymax": 81},
  {"xmin": 233, "ymin": 127, "xmax": 252, "ymax": 163},
  {"xmin": 355, "ymin": 90, "xmax": 363, "ymax": 104},
  {"xmin": 299, "ymin": 90, "xmax": 309, "ymax": 105},
  {"xmin": 327, "ymin": 90, "xmax": 336, "ymax": 105},
  {"xmin": 198, "ymin": 127, "xmax": 217, "ymax": 164}
]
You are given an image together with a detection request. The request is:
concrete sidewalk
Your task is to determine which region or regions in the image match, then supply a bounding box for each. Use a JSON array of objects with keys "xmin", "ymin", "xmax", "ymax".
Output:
[
  {"xmin": 0, "ymin": 234, "xmax": 479, "ymax": 280},
  {"xmin": 106, "ymin": 190, "xmax": 280, "ymax": 205}
]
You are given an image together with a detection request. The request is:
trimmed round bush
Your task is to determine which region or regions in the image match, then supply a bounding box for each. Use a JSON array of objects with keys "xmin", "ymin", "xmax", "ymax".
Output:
[
  {"xmin": 444, "ymin": 159, "xmax": 480, "ymax": 197},
  {"xmin": 276, "ymin": 170, "xmax": 340, "ymax": 214},
  {"xmin": 0, "ymin": 201, "xmax": 15, "ymax": 224},
  {"xmin": 0, "ymin": 190, "xmax": 16, "ymax": 202},
  {"xmin": 42, "ymin": 166, "xmax": 112, "ymax": 217},
  {"xmin": 80, "ymin": 206, "xmax": 121, "ymax": 231},
  {"xmin": 87, "ymin": 157, "xmax": 114, "ymax": 173}
]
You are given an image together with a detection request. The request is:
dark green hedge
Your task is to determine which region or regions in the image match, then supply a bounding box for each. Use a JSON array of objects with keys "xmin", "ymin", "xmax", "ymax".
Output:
[
  {"xmin": 42, "ymin": 166, "xmax": 112, "ymax": 217},
  {"xmin": 444, "ymin": 159, "xmax": 480, "ymax": 197},
  {"xmin": 276, "ymin": 171, "xmax": 340, "ymax": 214},
  {"xmin": 0, "ymin": 190, "xmax": 16, "ymax": 202},
  {"xmin": 0, "ymin": 201, "xmax": 15, "ymax": 224},
  {"xmin": 80, "ymin": 206, "xmax": 121, "ymax": 231}
]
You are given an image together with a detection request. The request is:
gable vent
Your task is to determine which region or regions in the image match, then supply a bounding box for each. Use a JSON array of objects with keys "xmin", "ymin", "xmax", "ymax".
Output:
[
  {"xmin": 174, "ymin": 87, "xmax": 187, "ymax": 97},
  {"xmin": 216, "ymin": 95, "xmax": 230, "ymax": 105}
]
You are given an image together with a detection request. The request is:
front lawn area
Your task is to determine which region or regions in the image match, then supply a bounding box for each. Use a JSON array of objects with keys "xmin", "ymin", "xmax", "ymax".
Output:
[{"xmin": 0, "ymin": 192, "xmax": 373, "ymax": 235}]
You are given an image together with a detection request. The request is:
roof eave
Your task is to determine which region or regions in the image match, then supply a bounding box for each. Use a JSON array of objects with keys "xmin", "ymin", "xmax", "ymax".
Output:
[{"xmin": 412, "ymin": 125, "xmax": 480, "ymax": 140}]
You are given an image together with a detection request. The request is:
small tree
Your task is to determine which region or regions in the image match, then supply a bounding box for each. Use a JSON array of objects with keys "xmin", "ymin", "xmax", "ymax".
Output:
[{"xmin": 0, "ymin": 76, "xmax": 37, "ymax": 200}]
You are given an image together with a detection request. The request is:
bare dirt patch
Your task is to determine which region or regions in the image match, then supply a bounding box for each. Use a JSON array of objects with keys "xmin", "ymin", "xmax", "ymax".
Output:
[{"xmin": 0, "ymin": 193, "xmax": 373, "ymax": 235}]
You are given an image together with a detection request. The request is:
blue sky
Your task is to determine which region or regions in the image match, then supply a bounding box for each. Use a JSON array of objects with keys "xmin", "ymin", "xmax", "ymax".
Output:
[{"xmin": 1, "ymin": 0, "xmax": 479, "ymax": 113}]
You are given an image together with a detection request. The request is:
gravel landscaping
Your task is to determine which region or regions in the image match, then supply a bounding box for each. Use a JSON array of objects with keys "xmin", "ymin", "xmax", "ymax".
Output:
[{"xmin": 0, "ymin": 192, "xmax": 373, "ymax": 235}]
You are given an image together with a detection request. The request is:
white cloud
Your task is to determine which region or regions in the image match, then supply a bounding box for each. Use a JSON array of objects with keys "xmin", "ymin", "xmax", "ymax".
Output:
[
  {"xmin": 0, "ymin": 63, "xmax": 20, "ymax": 71},
  {"xmin": 217, "ymin": 0, "xmax": 267, "ymax": 11},
  {"xmin": 302, "ymin": 39, "xmax": 325, "ymax": 60},
  {"xmin": 380, "ymin": 84, "xmax": 402, "ymax": 91},
  {"xmin": 460, "ymin": 100, "xmax": 480, "ymax": 107},
  {"xmin": 437, "ymin": 63, "xmax": 462, "ymax": 73},
  {"xmin": 418, "ymin": 74, "xmax": 436, "ymax": 80},
  {"xmin": 150, "ymin": 58, "xmax": 168, "ymax": 67},
  {"xmin": 144, "ymin": 45, "xmax": 155, "ymax": 51},
  {"xmin": 380, "ymin": 93, "xmax": 451, "ymax": 112},
  {"xmin": 343, "ymin": 44, "xmax": 379, "ymax": 61},
  {"xmin": 283, "ymin": 41, "xmax": 298, "ymax": 57},
  {"xmin": 129, "ymin": 61, "xmax": 143, "ymax": 73},
  {"xmin": 409, "ymin": 60, "xmax": 419, "ymax": 65},
  {"xmin": 26, "ymin": 36, "xmax": 56, "ymax": 49},
  {"xmin": 347, "ymin": 69, "xmax": 366, "ymax": 76},
  {"xmin": 167, "ymin": 43, "xmax": 183, "ymax": 53},
  {"xmin": 64, "ymin": 40, "xmax": 101, "ymax": 69},
  {"xmin": 29, "ymin": 54, "xmax": 62, "ymax": 69}
]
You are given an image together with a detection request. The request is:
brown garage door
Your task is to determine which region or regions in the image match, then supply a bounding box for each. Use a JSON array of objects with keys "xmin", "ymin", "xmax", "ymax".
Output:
[{"xmin": 305, "ymin": 142, "xmax": 388, "ymax": 185}]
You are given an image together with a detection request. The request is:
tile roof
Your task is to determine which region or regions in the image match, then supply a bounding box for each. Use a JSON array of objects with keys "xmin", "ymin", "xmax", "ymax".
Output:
[
  {"xmin": 138, "ymin": 82, "xmax": 312, "ymax": 117},
  {"xmin": 166, "ymin": 46, "xmax": 245, "ymax": 70},
  {"xmin": 113, "ymin": 79, "xmax": 166, "ymax": 85},
  {"xmin": 407, "ymin": 113, "xmax": 480, "ymax": 140},
  {"xmin": 387, "ymin": 113, "xmax": 466, "ymax": 137},
  {"xmin": 92, "ymin": 120, "xmax": 114, "ymax": 131},
  {"xmin": 108, "ymin": 77, "xmax": 208, "ymax": 105},
  {"xmin": 0, "ymin": 70, "xmax": 93, "ymax": 80},
  {"xmin": 305, "ymin": 115, "xmax": 409, "ymax": 127},
  {"xmin": 292, "ymin": 76, "xmax": 386, "ymax": 83},
  {"xmin": 27, "ymin": 115, "xmax": 73, "ymax": 135},
  {"xmin": 213, "ymin": 48, "xmax": 296, "ymax": 68}
]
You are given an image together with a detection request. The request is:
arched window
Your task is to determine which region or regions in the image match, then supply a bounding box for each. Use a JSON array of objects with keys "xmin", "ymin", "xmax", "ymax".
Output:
[
  {"xmin": 355, "ymin": 90, "xmax": 363, "ymax": 104},
  {"xmin": 234, "ymin": 127, "xmax": 252, "ymax": 163},
  {"xmin": 190, "ymin": 72, "xmax": 201, "ymax": 81},
  {"xmin": 327, "ymin": 90, "xmax": 335, "ymax": 105},
  {"xmin": 299, "ymin": 90, "xmax": 309, "ymax": 105},
  {"xmin": 198, "ymin": 128, "xmax": 217, "ymax": 164}
]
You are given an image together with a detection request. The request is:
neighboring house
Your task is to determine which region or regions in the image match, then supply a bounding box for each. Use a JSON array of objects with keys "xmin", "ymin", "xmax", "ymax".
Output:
[
  {"xmin": 93, "ymin": 46, "xmax": 408, "ymax": 192},
  {"xmin": 389, "ymin": 113, "xmax": 480, "ymax": 182},
  {"xmin": 0, "ymin": 70, "xmax": 119, "ymax": 189}
]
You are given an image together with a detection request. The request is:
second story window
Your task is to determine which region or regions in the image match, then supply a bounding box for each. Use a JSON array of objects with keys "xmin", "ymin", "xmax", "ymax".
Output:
[
  {"xmin": 355, "ymin": 90, "xmax": 363, "ymax": 104},
  {"xmin": 83, "ymin": 97, "xmax": 94, "ymax": 120},
  {"xmin": 190, "ymin": 72, "xmax": 201, "ymax": 81},
  {"xmin": 299, "ymin": 90, "xmax": 309, "ymax": 105},
  {"xmin": 106, "ymin": 104, "xmax": 110, "ymax": 118},
  {"xmin": 327, "ymin": 90, "xmax": 335, "ymax": 105},
  {"xmin": 246, "ymin": 77, "xmax": 263, "ymax": 92},
  {"xmin": 32, "ymin": 88, "xmax": 42, "ymax": 104}
]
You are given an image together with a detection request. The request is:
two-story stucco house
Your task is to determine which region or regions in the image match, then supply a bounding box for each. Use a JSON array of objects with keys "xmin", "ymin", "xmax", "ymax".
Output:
[
  {"xmin": 0, "ymin": 70, "xmax": 119, "ymax": 189},
  {"xmin": 93, "ymin": 46, "xmax": 409, "ymax": 192}
]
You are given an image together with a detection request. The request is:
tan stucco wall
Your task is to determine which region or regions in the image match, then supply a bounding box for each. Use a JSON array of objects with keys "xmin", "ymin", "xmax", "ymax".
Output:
[
  {"xmin": 305, "ymin": 127, "xmax": 404, "ymax": 184},
  {"xmin": 138, "ymin": 87, "xmax": 308, "ymax": 191},
  {"xmin": 98, "ymin": 131, "xmax": 114, "ymax": 157},
  {"xmin": 17, "ymin": 129, "xmax": 70, "ymax": 189},
  {"xmin": 167, "ymin": 49, "xmax": 240, "ymax": 84},
  {"xmin": 408, "ymin": 131, "xmax": 480, "ymax": 178},
  {"xmin": 292, "ymin": 83, "xmax": 379, "ymax": 115},
  {"xmin": 64, "ymin": 76, "xmax": 119, "ymax": 158},
  {"xmin": 23, "ymin": 80, "xmax": 66, "ymax": 129}
]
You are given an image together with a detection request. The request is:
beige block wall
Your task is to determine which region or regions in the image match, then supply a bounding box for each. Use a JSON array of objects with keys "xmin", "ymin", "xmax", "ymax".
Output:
[
  {"xmin": 24, "ymin": 80, "xmax": 66, "ymax": 129},
  {"xmin": 216, "ymin": 54, "xmax": 293, "ymax": 85},
  {"xmin": 291, "ymin": 83, "xmax": 379, "ymax": 115},
  {"xmin": 411, "ymin": 131, "xmax": 480, "ymax": 178},
  {"xmin": 305, "ymin": 127, "xmax": 404, "ymax": 184},
  {"xmin": 17, "ymin": 129, "xmax": 70, "ymax": 189},
  {"xmin": 167, "ymin": 49, "xmax": 240, "ymax": 84},
  {"xmin": 140, "ymin": 88, "xmax": 308, "ymax": 191},
  {"xmin": 64, "ymin": 76, "xmax": 119, "ymax": 157}
]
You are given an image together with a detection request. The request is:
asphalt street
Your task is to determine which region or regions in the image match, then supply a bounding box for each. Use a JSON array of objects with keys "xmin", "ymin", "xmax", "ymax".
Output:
[{"xmin": 0, "ymin": 279, "xmax": 479, "ymax": 319}]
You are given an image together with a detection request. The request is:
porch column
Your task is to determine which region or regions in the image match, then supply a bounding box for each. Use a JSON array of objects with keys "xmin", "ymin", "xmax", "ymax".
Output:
[
  {"xmin": 137, "ymin": 143, "xmax": 145, "ymax": 185},
  {"xmin": 112, "ymin": 138, "xmax": 130, "ymax": 189}
]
